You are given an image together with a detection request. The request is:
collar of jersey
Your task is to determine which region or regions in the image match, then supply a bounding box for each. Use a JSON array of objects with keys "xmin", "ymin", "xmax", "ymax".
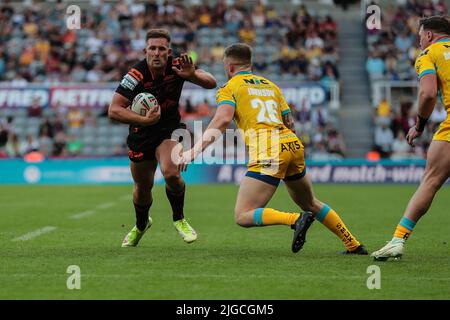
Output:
[
  {"xmin": 434, "ymin": 36, "xmax": 450, "ymax": 43},
  {"xmin": 235, "ymin": 71, "xmax": 252, "ymax": 76}
]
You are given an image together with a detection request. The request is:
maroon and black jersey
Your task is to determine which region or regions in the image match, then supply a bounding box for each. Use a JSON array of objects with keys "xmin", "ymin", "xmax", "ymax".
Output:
[
  {"xmin": 116, "ymin": 56, "xmax": 186, "ymax": 129},
  {"xmin": 115, "ymin": 56, "xmax": 189, "ymax": 161}
]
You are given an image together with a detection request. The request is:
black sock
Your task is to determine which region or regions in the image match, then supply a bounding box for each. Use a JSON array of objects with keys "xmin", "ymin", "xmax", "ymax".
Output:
[
  {"xmin": 134, "ymin": 201, "xmax": 152, "ymax": 231},
  {"xmin": 166, "ymin": 184, "xmax": 185, "ymax": 221}
]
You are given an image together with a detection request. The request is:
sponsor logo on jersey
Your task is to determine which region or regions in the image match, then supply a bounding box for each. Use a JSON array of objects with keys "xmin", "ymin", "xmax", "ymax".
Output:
[{"xmin": 120, "ymin": 74, "xmax": 139, "ymax": 90}]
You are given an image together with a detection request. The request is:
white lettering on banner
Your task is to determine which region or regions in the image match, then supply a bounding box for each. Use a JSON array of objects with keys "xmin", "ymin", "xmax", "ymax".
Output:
[
  {"xmin": 0, "ymin": 85, "xmax": 327, "ymax": 108},
  {"xmin": 282, "ymin": 87, "xmax": 326, "ymax": 105},
  {"xmin": 330, "ymin": 165, "xmax": 424, "ymax": 183},
  {"xmin": 50, "ymin": 89, "xmax": 115, "ymax": 108},
  {"xmin": 180, "ymin": 87, "xmax": 327, "ymax": 106},
  {"xmin": 308, "ymin": 165, "xmax": 332, "ymax": 183},
  {"xmin": 0, "ymin": 89, "xmax": 48, "ymax": 108},
  {"xmin": 333, "ymin": 165, "xmax": 387, "ymax": 183}
]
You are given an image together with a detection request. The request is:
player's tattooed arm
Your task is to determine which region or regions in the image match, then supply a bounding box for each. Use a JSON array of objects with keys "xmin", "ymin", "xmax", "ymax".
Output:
[{"xmin": 282, "ymin": 112, "xmax": 296, "ymax": 133}]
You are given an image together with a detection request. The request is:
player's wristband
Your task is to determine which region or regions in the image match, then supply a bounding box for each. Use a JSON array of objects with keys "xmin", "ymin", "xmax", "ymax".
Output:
[{"xmin": 415, "ymin": 115, "xmax": 428, "ymax": 132}]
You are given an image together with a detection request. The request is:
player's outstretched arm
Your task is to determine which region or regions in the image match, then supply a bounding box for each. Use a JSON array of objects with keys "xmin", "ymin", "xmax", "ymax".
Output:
[
  {"xmin": 189, "ymin": 69, "xmax": 217, "ymax": 89},
  {"xmin": 179, "ymin": 104, "xmax": 234, "ymax": 171},
  {"xmin": 172, "ymin": 53, "xmax": 217, "ymax": 89},
  {"xmin": 108, "ymin": 93, "xmax": 161, "ymax": 126},
  {"xmin": 406, "ymin": 74, "xmax": 437, "ymax": 146}
]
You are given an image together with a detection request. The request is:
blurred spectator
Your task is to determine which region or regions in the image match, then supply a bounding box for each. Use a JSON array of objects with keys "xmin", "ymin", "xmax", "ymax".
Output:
[
  {"xmin": 0, "ymin": 123, "xmax": 8, "ymax": 148},
  {"xmin": 38, "ymin": 118, "xmax": 55, "ymax": 139},
  {"xmin": 67, "ymin": 107, "xmax": 85, "ymax": 129},
  {"xmin": 295, "ymin": 101, "xmax": 311, "ymax": 126},
  {"xmin": 38, "ymin": 126, "xmax": 53, "ymax": 157},
  {"xmin": 52, "ymin": 131, "xmax": 67, "ymax": 157},
  {"xmin": 28, "ymin": 97, "xmax": 43, "ymax": 117},
  {"xmin": 391, "ymin": 131, "xmax": 411, "ymax": 160},
  {"xmin": 430, "ymin": 103, "xmax": 447, "ymax": 125},
  {"xmin": 211, "ymin": 43, "xmax": 225, "ymax": 63},
  {"xmin": 375, "ymin": 118, "xmax": 394, "ymax": 158},
  {"xmin": 5, "ymin": 132, "xmax": 21, "ymax": 158},
  {"xmin": 311, "ymin": 106, "xmax": 328, "ymax": 128},
  {"xmin": 366, "ymin": 52, "xmax": 385, "ymax": 80},
  {"xmin": 327, "ymin": 128, "xmax": 346, "ymax": 157},
  {"xmin": 395, "ymin": 31, "xmax": 413, "ymax": 53},
  {"xmin": 21, "ymin": 134, "xmax": 39, "ymax": 155},
  {"xmin": 376, "ymin": 96, "xmax": 391, "ymax": 118},
  {"xmin": 52, "ymin": 114, "xmax": 66, "ymax": 134},
  {"xmin": 238, "ymin": 21, "xmax": 256, "ymax": 45},
  {"xmin": 67, "ymin": 134, "xmax": 82, "ymax": 157},
  {"xmin": 253, "ymin": 54, "xmax": 268, "ymax": 73}
]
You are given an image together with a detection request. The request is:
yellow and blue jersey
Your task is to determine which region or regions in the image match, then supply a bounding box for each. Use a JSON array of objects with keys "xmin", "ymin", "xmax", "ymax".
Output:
[
  {"xmin": 216, "ymin": 71, "xmax": 294, "ymax": 142},
  {"xmin": 216, "ymin": 71, "xmax": 305, "ymax": 183},
  {"xmin": 415, "ymin": 37, "xmax": 450, "ymax": 141}
]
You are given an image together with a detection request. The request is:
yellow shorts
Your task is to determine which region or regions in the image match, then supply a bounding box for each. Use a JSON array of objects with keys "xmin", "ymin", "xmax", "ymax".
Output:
[
  {"xmin": 246, "ymin": 131, "xmax": 306, "ymax": 186},
  {"xmin": 433, "ymin": 115, "xmax": 450, "ymax": 142}
]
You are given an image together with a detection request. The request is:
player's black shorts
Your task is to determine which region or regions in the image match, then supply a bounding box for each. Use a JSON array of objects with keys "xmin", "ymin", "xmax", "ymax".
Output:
[{"xmin": 127, "ymin": 122, "xmax": 186, "ymax": 162}]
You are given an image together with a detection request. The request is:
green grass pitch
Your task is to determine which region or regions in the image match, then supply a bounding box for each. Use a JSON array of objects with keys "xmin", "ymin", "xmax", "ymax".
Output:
[{"xmin": 1, "ymin": 184, "xmax": 449, "ymax": 299}]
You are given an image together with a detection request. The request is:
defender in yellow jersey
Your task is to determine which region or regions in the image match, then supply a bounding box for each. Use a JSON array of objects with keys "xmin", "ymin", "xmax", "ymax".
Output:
[
  {"xmin": 372, "ymin": 16, "xmax": 450, "ymax": 261},
  {"xmin": 415, "ymin": 26, "xmax": 450, "ymax": 142},
  {"xmin": 180, "ymin": 43, "xmax": 366, "ymax": 255},
  {"xmin": 216, "ymin": 70, "xmax": 306, "ymax": 180}
]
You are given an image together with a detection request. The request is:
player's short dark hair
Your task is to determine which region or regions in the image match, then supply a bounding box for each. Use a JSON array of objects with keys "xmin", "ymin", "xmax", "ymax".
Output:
[
  {"xmin": 146, "ymin": 29, "xmax": 171, "ymax": 43},
  {"xmin": 419, "ymin": 16, "xmax": 450, "ymax": 35},
  {"xmin": 224, "ymin": 43, "xmax": 252, "ymax": 65}
]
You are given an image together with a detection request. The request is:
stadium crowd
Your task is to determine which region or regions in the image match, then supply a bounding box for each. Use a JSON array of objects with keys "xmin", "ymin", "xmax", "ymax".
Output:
[
  {"xmin": 0, "ymin": 0, "xmax": 340, "ymax": 84},
  {"xmin": 366, "ymin": 0, "xmax": 447, "ymax": 82},
  {"xmin": 0, "ymin": 0, "xmax": 343, "ymax": 160}
]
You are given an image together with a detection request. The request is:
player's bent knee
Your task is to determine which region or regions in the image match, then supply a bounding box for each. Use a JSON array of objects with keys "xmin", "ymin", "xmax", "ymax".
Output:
[
  {"xmin": 161, "ymin": 169, "xmax": 181, "ymax": 183},
  {"xmin": 301, "ymin": 200, "xmax": 321, "ymax": 214},
  {"xmin": 133, "ymin": 184, "xmax": 153, "ymax": 203}
]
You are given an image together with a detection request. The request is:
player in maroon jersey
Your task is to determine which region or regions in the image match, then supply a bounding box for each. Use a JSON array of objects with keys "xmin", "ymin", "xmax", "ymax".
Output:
[{"xmin": 109, "ymin": 29, "xmax": 216, "ymax": 247}]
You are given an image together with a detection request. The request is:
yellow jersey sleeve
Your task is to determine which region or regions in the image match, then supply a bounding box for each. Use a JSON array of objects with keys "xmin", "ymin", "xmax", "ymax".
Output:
[
  {"xmin": 275, "ymin": 86, "xmax": 291, "ymax": 116},
  {"xmin": 415, "ymin": 49, "xmax": 436, "ymax": 80},
  {"xmin": 216, "ymin": 83, "xmax": 236, "ymax": 108}
]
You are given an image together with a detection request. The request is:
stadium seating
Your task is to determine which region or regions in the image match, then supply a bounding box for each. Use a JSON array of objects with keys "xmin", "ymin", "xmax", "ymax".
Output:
[{"xmin": 0, "ymin": 0, "xmax": 342, "ymax": 159}]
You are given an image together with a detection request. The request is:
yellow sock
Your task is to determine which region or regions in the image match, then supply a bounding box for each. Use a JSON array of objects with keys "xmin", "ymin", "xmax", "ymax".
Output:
[
  {"xmin": 253, "ymin": 208, "xmax": 300, "ymax": 226},
  {"xmin": 315, "ymin": 204, "xmax": 360, "ymax": 251},
  {"xmin": 393, "ymin": 216, "xmax": 416, "ymax": 240}
]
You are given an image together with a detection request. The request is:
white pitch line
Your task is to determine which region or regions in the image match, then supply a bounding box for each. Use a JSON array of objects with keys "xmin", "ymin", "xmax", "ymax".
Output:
[
  {"xmin": 69, "ymin": 202, "xmax": 116, "ymax": 220},
  {"xmin": 119, "ymin": 194, "xmax": 132, "ymax": 201},
  {"xmin": 12, "ymin": 226, "xmax": 58, "ymax": 241},
  {"xmin": 96, "ymin": 202, "xmax": 115, "ymax": 210},
  {"xmin": 70, "ymin": 210, "xmax": 96, "ymax": 219}
]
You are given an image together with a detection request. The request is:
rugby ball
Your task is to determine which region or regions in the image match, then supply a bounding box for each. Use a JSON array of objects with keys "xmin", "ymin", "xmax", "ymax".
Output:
[{"xmin": 131, "ymin": 92, "xmax": 159, "ymax": 116}]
